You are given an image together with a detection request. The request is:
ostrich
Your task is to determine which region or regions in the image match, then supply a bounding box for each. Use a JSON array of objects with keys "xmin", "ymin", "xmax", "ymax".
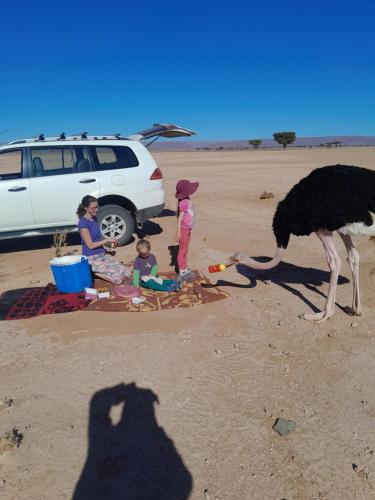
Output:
[{"xmin": 231, "ymin": 164, "xmax": 375, "ymax": 321}]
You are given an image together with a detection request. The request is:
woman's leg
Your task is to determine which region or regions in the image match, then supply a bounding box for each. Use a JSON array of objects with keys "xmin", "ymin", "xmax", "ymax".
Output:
[
  {"xmin": 177, "ymin": 228, "xmax": 191, "ymax": 272},
  {"xmin": 88, "ymin": 254, "xmax": 130, "ymax": 285}
]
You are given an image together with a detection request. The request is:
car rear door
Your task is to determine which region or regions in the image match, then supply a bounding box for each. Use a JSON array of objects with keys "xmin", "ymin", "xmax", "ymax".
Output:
[
  {"xmin": 28, "ymin": 145, "xmax": 99, "ymax": 226},
  {"xmin": 0, "ymin": 148, "xmax": 35, "ymax": 230},
  {"xmin": 126, "ymin": 123, "xmax": 196, "ymax": 142}
]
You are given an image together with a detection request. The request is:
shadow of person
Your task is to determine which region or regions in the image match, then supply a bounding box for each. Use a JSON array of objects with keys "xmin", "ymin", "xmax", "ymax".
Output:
[
  {"xmin": 168, "ymin": 245, "xmax": 179, "ymax": 273},
  {"xmin": 72, "ymin": 383, "xmax": 192, "ymax": 500}
]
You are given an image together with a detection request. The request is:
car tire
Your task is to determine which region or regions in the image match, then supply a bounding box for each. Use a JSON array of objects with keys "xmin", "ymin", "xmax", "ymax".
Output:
[{"xmin": 97, "ymin": 204, "xmax": 135, "ymax": 246}]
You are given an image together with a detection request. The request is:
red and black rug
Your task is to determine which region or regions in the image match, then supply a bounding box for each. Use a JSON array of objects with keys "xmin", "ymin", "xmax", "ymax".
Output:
[{"xmin": 0, "ymin": 284, "xmax": 89, "ymax": 320}]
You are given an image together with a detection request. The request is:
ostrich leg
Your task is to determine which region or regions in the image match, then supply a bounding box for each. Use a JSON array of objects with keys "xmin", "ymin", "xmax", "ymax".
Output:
[
  {"xmin": 303, "ymin": 230, "xmax": 342, "ymax": 322},
  {"xmin": 338, "ymin": 231, "xmax": 362, "ymax": 316}
]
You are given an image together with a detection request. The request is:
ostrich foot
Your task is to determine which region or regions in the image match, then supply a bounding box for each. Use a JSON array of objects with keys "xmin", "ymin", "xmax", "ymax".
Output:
[
  {"xmin": 343, "ymin": 306, "xmax": 363, "ymax": 317},
  {"xmin": 300, "ymin": 310, "xmax": 334, "ymax": 322}
]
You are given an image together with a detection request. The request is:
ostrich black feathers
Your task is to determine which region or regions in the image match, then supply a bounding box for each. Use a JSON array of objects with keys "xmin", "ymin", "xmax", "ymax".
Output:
[{"xmin": 272, "ymin": 165, "xmax": 375, "ymax": 249}]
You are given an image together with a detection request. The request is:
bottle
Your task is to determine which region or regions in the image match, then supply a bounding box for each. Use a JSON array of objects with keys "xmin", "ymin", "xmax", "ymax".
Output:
[{"xmin": 208, "ymin": 263, "xmax": 232, "ymax": 273}]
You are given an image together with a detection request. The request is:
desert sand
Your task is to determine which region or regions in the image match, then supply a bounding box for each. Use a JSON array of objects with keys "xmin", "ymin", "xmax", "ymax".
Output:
[{"xmin": 1, "ymin": 147, "xmax": 375, "ymax": 500}]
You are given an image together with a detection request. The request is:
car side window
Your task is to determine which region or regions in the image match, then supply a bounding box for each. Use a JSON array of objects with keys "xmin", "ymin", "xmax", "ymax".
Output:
[
  {"xmin": 0, "ymin": 150, "xmax": 23, "ymax": 180},
  {"xmin": 90, "ymin": 146, "xmax": 139, "ymax": 171},
  {"xmin": 30, "ymin": 147, "xmax": 90, "ymax": 176}
]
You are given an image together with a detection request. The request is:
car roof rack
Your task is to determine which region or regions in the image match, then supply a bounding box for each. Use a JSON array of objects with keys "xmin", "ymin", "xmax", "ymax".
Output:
[
  {"xmin": 7, "ymin": 124, "xmax": 196, "ymax": 146},
  {"xmin": 8, "ymin": 132, "xmax": 126, "ymax": 145}
]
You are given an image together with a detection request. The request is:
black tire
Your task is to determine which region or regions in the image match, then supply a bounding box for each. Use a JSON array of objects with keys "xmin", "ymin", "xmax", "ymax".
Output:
[{"xmin": 97, "ymin": 204, "xmax": 134, "ymax": 246}]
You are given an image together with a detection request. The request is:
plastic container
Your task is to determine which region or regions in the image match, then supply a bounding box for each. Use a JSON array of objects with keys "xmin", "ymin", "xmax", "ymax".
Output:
[
  {"xmin": 50, "ymin": 255, "xmax": 92, "ymax": 293},
  {"xmin": 113, "ymin": 284, "xmax": 139, "ymax": 299}
]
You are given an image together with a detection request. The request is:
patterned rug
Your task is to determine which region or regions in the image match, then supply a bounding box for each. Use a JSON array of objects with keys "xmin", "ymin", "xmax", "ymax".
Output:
[
  {"xmin": 87, "ymin": 271, "xmax": 230, "ymax": 313},
  {"xmin": 0, "ymin": 272, "xmax": 229, "ymax": 320},
  {"xmin": 0, "ymin": 284, "xmax": 89, "ymax": 320}
]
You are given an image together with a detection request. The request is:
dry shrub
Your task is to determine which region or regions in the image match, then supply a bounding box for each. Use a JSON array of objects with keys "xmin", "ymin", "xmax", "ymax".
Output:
[{"xmin": 52, "ymin": 230, "xmax": 68, "ymax": 257}]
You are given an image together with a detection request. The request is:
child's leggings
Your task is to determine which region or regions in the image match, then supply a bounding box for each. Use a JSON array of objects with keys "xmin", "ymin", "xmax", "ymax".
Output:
[
  {"xmin": 88, "ymin": 254, "xmax": 130, "ymax": 285},
  {"xmin": 178, "ymin": 227, "xmax": 191, "ymax": 271}
]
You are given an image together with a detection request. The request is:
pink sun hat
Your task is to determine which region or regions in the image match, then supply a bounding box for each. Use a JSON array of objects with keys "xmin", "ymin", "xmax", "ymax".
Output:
[{"xmin": 175, "ymin": 179, "xmax": 199, "ymax": 199}]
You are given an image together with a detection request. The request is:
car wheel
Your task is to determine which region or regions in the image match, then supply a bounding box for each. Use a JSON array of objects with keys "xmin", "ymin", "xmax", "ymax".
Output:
[{"xmin": 97, "ymin": 204, "xmax": 135, "ymax": 246}]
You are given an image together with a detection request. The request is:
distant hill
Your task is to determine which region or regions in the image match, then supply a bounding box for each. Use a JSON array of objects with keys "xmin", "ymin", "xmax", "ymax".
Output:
[
  {"xmin": 1, "ymin": 135, "xmax": 375, "ymax": 150},
  {"xmin": 150, "ymin": 135, "xmax": 375, "ymax": 151}
]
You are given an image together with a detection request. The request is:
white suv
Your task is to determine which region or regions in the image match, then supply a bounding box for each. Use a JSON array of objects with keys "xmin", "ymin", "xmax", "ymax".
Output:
[{"xmin": 0, "ymin": 124, "xmax": 194, "ymax": 246}]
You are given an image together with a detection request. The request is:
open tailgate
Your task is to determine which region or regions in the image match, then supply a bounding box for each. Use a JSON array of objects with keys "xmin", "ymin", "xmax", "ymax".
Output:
[{"xmin": 127, "ymin": 123, "xmax": 196, "ymax": 141}]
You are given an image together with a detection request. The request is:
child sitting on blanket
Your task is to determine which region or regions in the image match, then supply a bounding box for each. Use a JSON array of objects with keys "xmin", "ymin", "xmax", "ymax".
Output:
[{"xmin": 133, "ymin": 239, "xmax": 180, "ymax": 292}]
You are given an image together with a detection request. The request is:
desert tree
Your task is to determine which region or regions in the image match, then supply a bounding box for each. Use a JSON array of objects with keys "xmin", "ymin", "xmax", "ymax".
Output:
[
  {"xmin": 273, "ymin": 131, "xmax": 296, "ymax": 149},
  {"xmin": 248, "ymin": 139, "xmax": 262, "ymax": 149}
]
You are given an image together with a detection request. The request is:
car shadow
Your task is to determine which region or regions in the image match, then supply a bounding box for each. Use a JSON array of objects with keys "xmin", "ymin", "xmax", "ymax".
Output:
[
  {"xmin": 158, "ymin": 209, "xmax": 176, "ymax": 217},
  {"xmin": 72, "ymin": 382, "xmax": 192, "ymax": 500},
  {"xmin": 203, "ymin": 257, "xmax": 350, "ymax": 314},
  {"xmin": 135, "ymin": 220, "xmax": 163, "ymax": 239},
  {"xmin": 0, "ymin": 233, "xmax": 82, "ymax": 255}
]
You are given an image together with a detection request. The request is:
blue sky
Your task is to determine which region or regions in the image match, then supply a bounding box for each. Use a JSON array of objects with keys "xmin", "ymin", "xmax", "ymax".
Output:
[{"xmin": 1, "ymin": 0, "xmax": 374, "ymax": 141}]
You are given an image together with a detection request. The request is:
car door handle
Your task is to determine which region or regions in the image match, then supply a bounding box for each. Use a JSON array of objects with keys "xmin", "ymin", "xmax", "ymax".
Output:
[
  {"xmin": 79, "ymin": 178, "xmax": 97, "ymax": 184},
  {"xmin": 8, "ymin": 186, "xmax": 27, "ymax": 192}
]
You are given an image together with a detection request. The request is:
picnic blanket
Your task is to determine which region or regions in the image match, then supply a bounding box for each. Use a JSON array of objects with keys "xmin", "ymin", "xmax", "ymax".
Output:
[
  {"xmin": 87, "ymin": 271, "xmax": 229, "ymax": 312},
  {"xmin": 0, "ymin": 284, "xmax": 89, "ymax": 320},
  {"xmin": 0, "ymin": 271, "xmax": 229, "ymax": 320}
]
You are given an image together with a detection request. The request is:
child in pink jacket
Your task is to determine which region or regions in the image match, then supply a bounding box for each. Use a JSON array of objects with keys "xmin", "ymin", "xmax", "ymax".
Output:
[{"xmin": 175, "ymin": 179, "xmax": 199, "ymax": 281}]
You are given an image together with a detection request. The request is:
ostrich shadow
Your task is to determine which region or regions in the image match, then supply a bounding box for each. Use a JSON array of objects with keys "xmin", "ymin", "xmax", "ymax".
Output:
[
  {"xmin": 203, "ymin": 257, "xmax": 350, "ymax": 314},
  {"xmin": 72, "ymin": 383, "xmax": 192, "ymax": 500}
]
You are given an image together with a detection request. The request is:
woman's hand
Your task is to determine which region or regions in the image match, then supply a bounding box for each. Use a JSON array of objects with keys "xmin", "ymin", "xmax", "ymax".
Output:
[{"xmin": 104, "ymin": 239, "xmax": 118, "ymax": 248}]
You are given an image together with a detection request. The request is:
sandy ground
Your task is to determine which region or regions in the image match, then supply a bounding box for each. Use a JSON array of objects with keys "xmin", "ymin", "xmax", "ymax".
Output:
[{"xmin": 1, "ymin": 147, "xmax": 375, "ymax": 500}]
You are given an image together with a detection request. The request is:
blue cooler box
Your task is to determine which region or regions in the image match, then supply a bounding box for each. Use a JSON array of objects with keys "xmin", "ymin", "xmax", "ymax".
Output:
[{"xmin": 50, "ymin": 255, "xmax": 92, "ymax": 293}]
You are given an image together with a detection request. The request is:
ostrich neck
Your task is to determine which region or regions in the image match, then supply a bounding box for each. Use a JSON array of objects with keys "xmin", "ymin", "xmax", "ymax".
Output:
[{"xmin": 241, "ymin": 247, "xmax": 285, "ymax": 270}]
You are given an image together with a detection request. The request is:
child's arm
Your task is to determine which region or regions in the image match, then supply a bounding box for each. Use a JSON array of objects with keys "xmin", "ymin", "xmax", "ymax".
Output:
[
  {"xmin": 151, "ymin": 265, "xmax": 158, "ymax": 277},
  {"xmin": 133, "ymin": 269, "xmax": 141, "ymax": 287}
]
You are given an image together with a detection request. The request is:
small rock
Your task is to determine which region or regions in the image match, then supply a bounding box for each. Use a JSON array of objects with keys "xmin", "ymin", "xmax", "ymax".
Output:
[
  {"xmin": 214, "ymin": 349, "xmax": 222, "ymax": 355},
  {"xmin": 358, "ymin": 468, "xmax": 369, "ymax": 479},
  {"xmin": 272, "ymin": 418, "xmax": 296, "ymax": 437},
  {"xmin": 277, "ymin": 320, "xmax": 283, "ymax": 326},
  {"xmin": 0, "ymin": 428, "xmax": 24, "ymax": 454},
  {"xmin": 327, "ymin": 330, "xmax": 336, "ymax": 337},
  {"xmin": 1, "ymin": 397, "xmax": 13, "ymax": 408},
  {"xmin": 352, "ymin": 463, "xmax": 358, "ymax": 471},
  {"xmin": 260, "ymin": 191, "xmax": 274, "ymax": 199},
  {"xmin": 351, "ymin": 322, "xmax": 359, "ymax": 328},
  {"xmin": 263, "ymin": 279, "xmax": 272, "ymax": 285},
  {"xmin": 204, "ymin": 489, "xmax": 210, "ymax": 499},
  {"xmin": 233, "ymin": 343, "xmax": 240, "ymax": 349}
]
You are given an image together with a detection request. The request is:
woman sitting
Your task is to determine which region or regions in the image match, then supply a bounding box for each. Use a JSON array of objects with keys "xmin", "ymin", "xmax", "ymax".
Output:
[{"xmin": 77, "ymin": 195, "xmax": 130, "ymax": 284}]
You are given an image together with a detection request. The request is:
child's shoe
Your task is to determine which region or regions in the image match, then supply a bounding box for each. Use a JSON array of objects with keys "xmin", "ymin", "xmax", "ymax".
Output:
[
  {"xmin": 179, "ymin": 269, "xmax": 193, "ymax": 282},
  {"xmin": 167, "ymin": 280, "xmax": 181, "ymax": 292}
]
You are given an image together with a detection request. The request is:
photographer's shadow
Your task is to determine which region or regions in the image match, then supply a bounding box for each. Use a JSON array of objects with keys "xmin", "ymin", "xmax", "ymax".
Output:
[{"xmin": 72, "ymin": 383, "xmax": 192, "ymax": 500}]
